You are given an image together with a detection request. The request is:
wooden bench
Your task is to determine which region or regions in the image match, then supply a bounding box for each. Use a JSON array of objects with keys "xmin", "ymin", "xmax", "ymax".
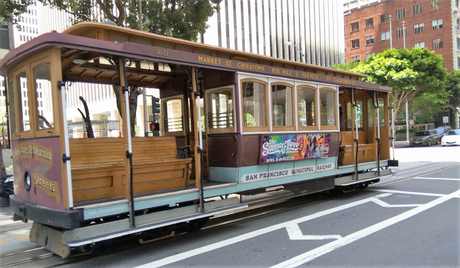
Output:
[
  {"xmin": 339, "ymin": 131, "xmax": 375, "ymax": 165},
  {"xmin": 69, "ymin": 137, "xmax": 192, "ymax": 203},
  {"xmin": 131, "ymin": 137, "xmax": 192, "ymax": 193}
]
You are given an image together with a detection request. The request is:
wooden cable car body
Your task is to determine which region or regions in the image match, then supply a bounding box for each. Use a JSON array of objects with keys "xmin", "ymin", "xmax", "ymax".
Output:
[{"xmin": 0, "ymin": 22, "xmax": 396, "ymax": 258}]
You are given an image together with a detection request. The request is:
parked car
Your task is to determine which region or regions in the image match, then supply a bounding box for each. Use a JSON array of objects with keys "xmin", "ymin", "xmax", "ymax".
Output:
[
  {"xmin": 441, "ymin": 129, "xmax": 460, "ymax": 146},
  {"xmin": 0, "ymin": 175, "xmax": 13, "ymax": 207},
  {"xmin": 410, "ymin": 130, "xmax": 438, "ymax": 146},
  {"xmin": 434, "ymin": 126, "xmax": 451, "ymax": 142}
]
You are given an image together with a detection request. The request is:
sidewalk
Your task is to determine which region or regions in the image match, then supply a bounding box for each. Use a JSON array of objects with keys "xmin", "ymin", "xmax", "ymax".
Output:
[{"xmin": 394, "ymin": 141, "xmax": 410, "ymax": 148}]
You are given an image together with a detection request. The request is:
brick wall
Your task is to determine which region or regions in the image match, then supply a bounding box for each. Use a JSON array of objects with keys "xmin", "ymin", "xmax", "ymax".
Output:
[{"xmin": 344, "ymin": 0, "xmax": 454, "ymax": 71}]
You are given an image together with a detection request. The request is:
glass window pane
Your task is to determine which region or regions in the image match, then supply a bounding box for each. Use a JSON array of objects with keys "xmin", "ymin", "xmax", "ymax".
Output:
[
  {"xmin": 9, "ymin": 79, "xmax": 17, "ymax": 133},
  {"xmin": 17, "ymin": 71, "xmax": 29, "ymax": 132},
  {"xmin": 368, "ymin": 99, "xmax": 374, "ymax": 127},
  {"xmin": 34, "ymin": 63, "xmax": 54, "ymax": 129},
  {"xmin": 242, "ymin": 81, "xmax": 266, "ymax": 127},
  {"xmin": 320, "ymin": 89, "xmax": 336, "ymax": 127},
  {"xmin": 209, "ymin": 90, "xmax": 233, "ymax": 129},
  {"xmin": 297, "ymin": 87, "xmax": 316, "ymax": 127},
  {"xmin": 165, "ymin": 99, "xmax": 183, "ymax": 132},
  {"xmin": 272, "ymin": 84, "xmax": 293, "ymax": 127}
]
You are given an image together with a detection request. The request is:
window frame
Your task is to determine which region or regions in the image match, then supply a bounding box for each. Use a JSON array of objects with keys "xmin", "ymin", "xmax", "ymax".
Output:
[
  {"xmin": 162, "ymin": 95, "xmax": 186, "ymax": 136},
  {"xmin": 319, "ymin": 87, "xmax": 338, "ymax": 131},
  {"xmin": 432, "ymin": 38, "xmax": 444, "ymax": 49},
  {"xmin": 270, "ymin": 82, "xmax": 295, "ymax": 131},
  {"xmin": 351, "ymin": 21, "xmax": 359, "ymax": 32},
  {"xmin": 240, "ymin": 78, "xmax": 269, "ymax": 133},
  {"xmin": 31, "ymin": 59, "xmax": 57, "ymax": 138},
  {"xmin": 380, "ymin": 13, "xmax": 390, "ymax": 23},
  {"xmin": 351, "ymin": 39, "xmax": 360, "ymax": 48},
  {"xmin": 296, "ymin": 85, "xmax": 318, "ymax": 131},
  {"xmin": 396, "ymin": 8, "xmax": 406, "ymax": 20},
  {"xmin": 412, "ymin": 4, "xmax": 423, "ymax": 15},
  {"xmin": 206, "ymin": 86, "xmax": 236, "ymax": 134},
  {"xmin": 365, "ymin": 17, "xmax": 374, "ymax": 28},
  {"xmin": 381, "ymin": 31, "xmax": 390, "ymax": 41},
  {"xmin": 366, "ymin": 35, "xmax": 375, "ymax": 45},
  {"xmin": 414, "ymin": 23, "xmax": 424, "ymax": 34}
]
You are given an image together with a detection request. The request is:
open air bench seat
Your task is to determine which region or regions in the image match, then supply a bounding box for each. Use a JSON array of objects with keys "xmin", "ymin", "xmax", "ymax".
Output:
[{"xmin": 69, "ymin": 137, "xmax": 192, "ymax": 203}]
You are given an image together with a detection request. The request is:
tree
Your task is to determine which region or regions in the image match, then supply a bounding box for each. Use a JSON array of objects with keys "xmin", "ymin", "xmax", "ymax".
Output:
[
  {"xmin": 335, "ymin": 48, "xmax": 447, "ymax": 118},
  {"xmin": 1, "ymin": 0, "xmax": 221, "ymax": 135},
  {"xmin": 446, "ymin": 70, "xmax": 460, "ymax": 116}
]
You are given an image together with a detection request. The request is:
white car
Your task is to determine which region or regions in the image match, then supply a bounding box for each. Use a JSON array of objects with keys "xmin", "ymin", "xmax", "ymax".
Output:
[{"xmin": 441, "ymin": 129, "xmax": 460, "ymax": 146}]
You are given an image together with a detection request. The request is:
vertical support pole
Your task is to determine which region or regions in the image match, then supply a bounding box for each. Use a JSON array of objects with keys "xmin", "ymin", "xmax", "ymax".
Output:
[
  {"xmin": 119, "ymin": 57, "xmax": 135, "ymax": 227},
  {"xmin": 58, "ymin": 81, "xmax": 73, "ymax": 210},
  {"xmin": 391, "ymin": 106, "xmax": 396, "ymax": 160},
  {"xmin": 375, "ymin": 92, "xmax": 381, "ymax": 176},
  {"xmin": 406, "ymin": 99, "xmax": 409, "ymax": 141},
  {"xmin": 353, "ymin": 88, "xmax": 359, "ymax": 180},
  {"xmin": 191, "ymin": 67, "xmax": 204, "ymax": 212}
]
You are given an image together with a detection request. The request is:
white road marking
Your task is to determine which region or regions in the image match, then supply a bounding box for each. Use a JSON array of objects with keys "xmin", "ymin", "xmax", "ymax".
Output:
[
  {"xmin": 285, "ymin": 222, "xmax": 342, "ymax": 240},
  {"xmin": 413, "ymin": 177, "xmax": 460, "ymax": 181},
  {"xmin": 370, "ymin": 198, "xmax": 422, "ymax": 208},
  {"xmin": 371, "ymin": 189, "xmax": 446, "ymax": 197},
  {"xmin": 135, "ymin": 193, "xmax": 390, "ymax": 268},
  {"xmin": 270, "ymin": 189, "xmax": 460, "ymax": 268}
]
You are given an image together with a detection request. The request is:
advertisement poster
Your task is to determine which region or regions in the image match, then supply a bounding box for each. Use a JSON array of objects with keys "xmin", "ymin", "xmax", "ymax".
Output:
[{"xmin": 260, "ymin": 134, "xmax": 330, "ymax": 164}]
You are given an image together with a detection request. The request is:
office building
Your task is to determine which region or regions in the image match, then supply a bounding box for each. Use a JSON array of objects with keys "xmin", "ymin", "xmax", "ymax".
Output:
[{"xmin": 343, "ymin": 0, "xmax": 460, "ymax": 72}]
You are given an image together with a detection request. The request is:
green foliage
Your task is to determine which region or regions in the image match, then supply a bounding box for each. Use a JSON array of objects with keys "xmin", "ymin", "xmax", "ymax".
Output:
[
  {"xmin": 446, "ymin": 70, "xmax": 460, "ymax": 115},
  {"xmin": 1, "ymin": 0, "xmax": 221, "ymax": 41},
  {"xmin": 244, "ymin": 113, "xmax": 256, "ymax": 127},
  {"xmin": 142, "ymin": 0, "xmax": 220, "ymax": 41},
  {"xmin": 411, "ymin": 90, "xmax": 449, "ymax": 124},
  {"xmin": 336, "ymin": 48, "xmax": 447, "ymax": 119}
]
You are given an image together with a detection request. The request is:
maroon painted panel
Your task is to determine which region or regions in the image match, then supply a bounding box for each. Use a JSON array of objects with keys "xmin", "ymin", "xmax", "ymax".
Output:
[
  {"xmin": 12, "ymin": 137, "xmax": 64, "ymax": 210},
  {"xmin": 208, "ymin": 134, "xmax": 240, "ymax": 167}
]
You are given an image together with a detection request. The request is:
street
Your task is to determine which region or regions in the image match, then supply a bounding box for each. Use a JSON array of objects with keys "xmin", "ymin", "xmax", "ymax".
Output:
[{"xmin": 0, "ymin": 144, "xmax": 459, "ymax": 267}]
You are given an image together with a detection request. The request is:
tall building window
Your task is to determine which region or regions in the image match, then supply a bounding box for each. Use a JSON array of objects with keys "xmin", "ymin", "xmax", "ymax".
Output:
[
  {"xmin": 366, "ymin": 35, "xmax": 375, "ymax": 45},
  {"xmin": 414, "ymin": 23, "xmax": 424, "ymax": 34},
  {"xmin": 431, "ymin": 0, "xmax": 441, "ymax": 10},
  {"xmin": 365, "ymin": 18, "xmax": 374, "ymax": 28},
  {"xmin": 352, "ymin": 39, "xmax": 360, "ymax": 48},
  {"xmin": 432, "ymin": 38, "xmax": 443, "ymax": 49},
  {"xmin": 432, "ymin": 19, "xmax": 443, "ymax": 29},
  {"xmin": 412, "ymin": 4, "xmax": 423, "ymax": 15},
  {"xmin": 396, "ymin": 9, "xmax": 406, "ymax": 20},
  {"xmin": 381, "ymin": 31, "xmax": 390, "ymax": 41},
  {"xmin": 380, "ymin": 13, "xmax": 390, "ymax": 23},
  {"xmin": 351, "ymin": 22, "xmax": 359, "ymax": 32},
  {"xmin": 366, "ymin": 52, "xmax": 375, "ymax": 60},
  {"xmin": 396, "ymin": 28, "xmax": 406, "ymax": 38},
  {"xmin": 351, "ymin": 55, "xmax": 361, "ymax": 62},
  {"xmin": 415, "ymin": 42, "xmax": 425, "ymax": 48}
]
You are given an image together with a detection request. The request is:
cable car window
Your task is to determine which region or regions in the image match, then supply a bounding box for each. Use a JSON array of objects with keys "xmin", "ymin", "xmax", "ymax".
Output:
[
  {"xmin": 17, "ymin": 71, "xmax": 30, "ymax": 132},
  {"xmin": 208, "ymin": 89, "xmax": 233, "ymax": 132},
  {"xmin": 320, "ymin": 88, "xmax": 337, "ymax": 129},
  {"xmin": 368, "ymin": 98, "xmax": 385, "ymax": 127},
  {"xmin": 164, "ymin": 98, "xmax": 183, "ymax": 134},
  {"xmin": 9, "ymin": 79, "xmax": 17, "ymax": 133},
  {"xmin": 242, "ymin": 80, "xmax": 268, "ymax": 131},
  {"xmin": 297, "ymin": 86, "xmax": 317, "ymax": 129},
  {"xmin": 34, "ymin": 62, "xmax": 54, "ymax": 129},
  {"xmin": 271, "ymin": 84, "xmax": 294, "ymax": 129}
]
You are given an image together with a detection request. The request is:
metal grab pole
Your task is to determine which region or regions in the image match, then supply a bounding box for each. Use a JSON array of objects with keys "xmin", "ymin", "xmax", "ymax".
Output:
[
  {"xmin": 392, "ymin": 107, "xmax": 396, "ymax": 160},
  {"xmin": 376, "ymin": 97, "xmax": 381, "ymax": 176},
  {"xmin": 196, "ymin": 91, "xmax": 204, "ymax": 212},
  {"xmin": 58, "ymin": 81, "xmax": 73, "ymax": 210}
]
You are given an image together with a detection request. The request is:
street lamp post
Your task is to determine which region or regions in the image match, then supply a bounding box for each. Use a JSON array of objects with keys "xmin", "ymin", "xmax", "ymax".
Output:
[
  {"xmin": 389, "ymin": 15, "xmax": 393, "ymax": 49},
  {"xmin": 286, "ymin": 41, "xmax": 305, "ymax": 63},
  {"xmin": 402, "ymin": 21, "xmax": 406, "ymax": 49}
]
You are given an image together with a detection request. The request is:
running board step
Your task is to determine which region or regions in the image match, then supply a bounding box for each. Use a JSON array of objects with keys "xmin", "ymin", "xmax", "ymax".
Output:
[{"xmin": 63, "ymin": 198, "xmax": 246, "ymax": 247}]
